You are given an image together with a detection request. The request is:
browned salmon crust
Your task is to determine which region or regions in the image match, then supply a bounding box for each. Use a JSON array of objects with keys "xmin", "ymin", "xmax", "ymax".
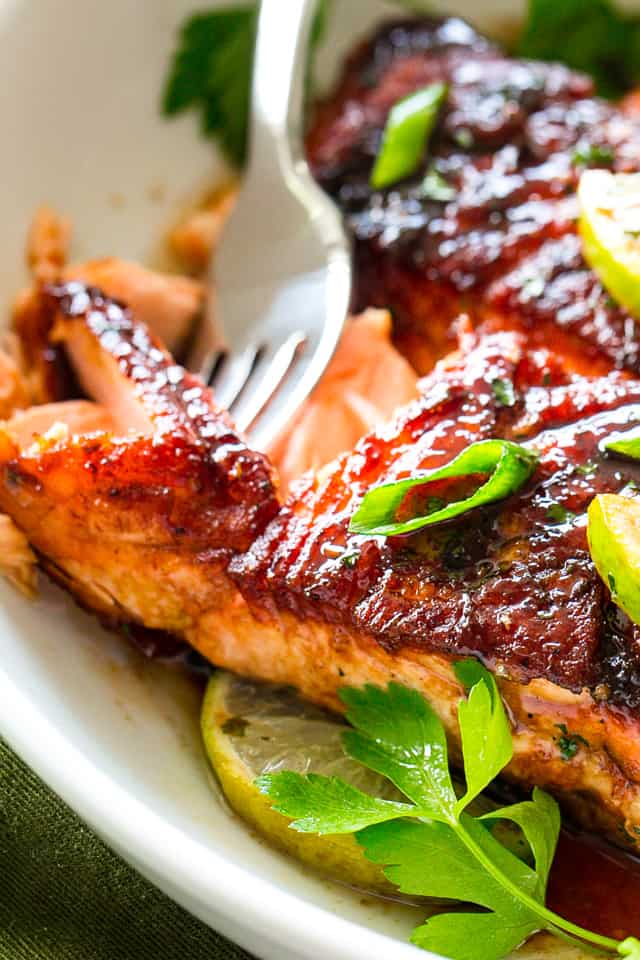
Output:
[
  {"xmin": 219, "ymin": 329, "xmax": 640, "ymax": 849},
  {"xmin": 231, "ymin": 331, "xmax": 640, "ymax": 703},
  {"xmin": 0, "ymin": 283, "xmax": 278, "ymax": 633}
]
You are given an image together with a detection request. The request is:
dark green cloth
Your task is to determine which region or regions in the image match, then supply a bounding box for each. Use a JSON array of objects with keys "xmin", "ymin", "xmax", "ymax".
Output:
[{"xmin": 0, "ymin": 739, "xmax": 253, "ymax": 960}]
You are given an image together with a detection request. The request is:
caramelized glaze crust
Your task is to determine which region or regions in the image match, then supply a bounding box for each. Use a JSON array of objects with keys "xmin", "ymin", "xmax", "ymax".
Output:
[
  {"xmin": 0, "ymin": 283, "xmax": 278, "ymax": 630},
  {"xmin": 232, "ymin": 331, "xmax": 640, "ymax": 704},
  {"xmin": 306, "ymin": 17, "xmax": 640, "ymax": 374},
  {"xmin": 44, "ymin": 282, "xmax": 278, "ymax": 551}
]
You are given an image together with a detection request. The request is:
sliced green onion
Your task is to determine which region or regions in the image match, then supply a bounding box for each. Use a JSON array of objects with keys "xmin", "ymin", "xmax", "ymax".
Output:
[
  {"xmin": 370, "ymin": 83, "xmax": 447, "ymax": 191},
  {"xmin": 349, "ymin": 439, "xmax": 539, "ymax": 537}
]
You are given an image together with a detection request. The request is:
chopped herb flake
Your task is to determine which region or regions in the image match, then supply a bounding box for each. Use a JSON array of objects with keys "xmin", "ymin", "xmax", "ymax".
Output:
[
  {"xmin": 491, "ymin": 378, "xmax": 517, "ymax": 408},
  {"xmin": 421, "ymin": 167, "xmax": 456, "ymax": 202},
  {"xmin": 576, "ymin": 460, "xmax": 599, "ymax": 476},
  {"xmin": 453, "ymin": 127, "xmax": 474, "ymax": 149},
  {"xmin": 555, "ymin": 724, "xmax": 589, "ymax": 761},
  {"xmin": 572, "ymin": 142, "xmax": 615, "ymax": 167},
  {"xmin": 545, "ymin": 503, "xmax": 576, "ymax": 525},
  {"xmin": 340, "ymin": 550, "xmax": 360, "ymax": 568}
]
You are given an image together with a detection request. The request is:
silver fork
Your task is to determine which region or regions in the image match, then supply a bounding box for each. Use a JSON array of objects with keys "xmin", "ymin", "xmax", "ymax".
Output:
[{"xmin": 187, "ymin": 0, "xmax": 351, "ymax": 451}]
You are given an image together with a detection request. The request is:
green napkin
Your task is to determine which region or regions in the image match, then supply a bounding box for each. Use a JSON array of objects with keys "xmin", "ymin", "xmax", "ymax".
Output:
[{"xmin": 0, "ymin": 739, "xmax": 253, "ymax": 960}]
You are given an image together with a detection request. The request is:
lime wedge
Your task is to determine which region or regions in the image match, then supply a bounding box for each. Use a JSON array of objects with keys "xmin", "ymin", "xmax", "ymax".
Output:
[
  {"xmin": 201, "ymin": 671, "xmax": 394, "ymax": 892},
  {"xmin": 578, "ymin": 170, "xmax": 640, "ymax": 318},
  {"xmin": 587, "ymin": 493, "xmax": 640, "ymax": 624}
]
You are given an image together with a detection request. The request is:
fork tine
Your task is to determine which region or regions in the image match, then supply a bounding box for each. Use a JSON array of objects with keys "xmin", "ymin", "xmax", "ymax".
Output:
[
  {"xmin": 186, "ymin": 0, "xmax": 351, "ymax": 447},
  {"xmin": 202, "ymin": 348, "xmax": 227, "ymax": 386},
  {"xmin": 209, "ymin": 343, "xmax": 264, "ymax": 410},
  {"xmin": 205, "ymin": 347, "xmax": 229, "ymax": 387},
  {"xmin": 232, "ymin": 332, "xmax": 307, "ymax": 433}
]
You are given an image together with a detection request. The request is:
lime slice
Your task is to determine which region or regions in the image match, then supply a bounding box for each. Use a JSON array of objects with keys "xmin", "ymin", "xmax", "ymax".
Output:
[
  {"xmin": 201, "ymin": 671, "xmax": 395, "ymax": 893},
  {"xmin": 202, "ymin": 673, "xmax": 535, "ymax": 903},
  {"xmin": 578, "ymin": 170, "xmax": 640, "ymax": 318},
  {"xmin": 587, "ymin": 493, "xmax": 640, "ymax": 624}
]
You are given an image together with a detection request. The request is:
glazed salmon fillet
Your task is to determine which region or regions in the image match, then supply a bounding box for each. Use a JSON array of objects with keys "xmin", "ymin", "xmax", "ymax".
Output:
[
  {"xmin": 224, "ymin": 327, "xmax": 640, "ymax": 847},
  {"xmin": 3, "ymin": 282, "xmax": 640, "ymax": 851},
  {"xmin": 306, "ymin": 16, "xmax": 640, "ymax": 376}
]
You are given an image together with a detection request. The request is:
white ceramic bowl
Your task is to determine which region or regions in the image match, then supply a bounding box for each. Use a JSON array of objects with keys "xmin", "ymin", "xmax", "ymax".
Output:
[{"xmin": 0, "ymin": 2, "xmax": 596, "ymax": 958}]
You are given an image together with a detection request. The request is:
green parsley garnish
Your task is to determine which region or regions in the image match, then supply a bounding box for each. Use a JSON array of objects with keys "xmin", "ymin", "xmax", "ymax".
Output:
[
  {"xmin": 348, "ymin": 439, "xmax": 538, "ymax": 537},
  {"xmin": 162, "ymin": 3, "xmax": 328, "ymax": 166},
  {"xmin": 370, "ymin": 83, "xmax": 447, "ymax": 191},
  {"xmin": 517, "ymin": 0, "xmax": 640, "ymax": 98},
  {"xmin": 258, "ymin": 662, "xmax": 639, "ymax": 959},
  {"xmin": 162, "ymin": 6, "xmax": 257, "ymax": 166}
]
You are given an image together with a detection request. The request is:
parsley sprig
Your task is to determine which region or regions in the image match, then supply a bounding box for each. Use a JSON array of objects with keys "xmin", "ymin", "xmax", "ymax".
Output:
[
  {"xmin": 162, "ymin": 2, "xmax": 328, "ymax": 167},
  {"xmin": 517, "ymin": 0, "xmax": 640, "ymax": 99},
  {"xmin": 258, "ymin": 662, "xmax": 640, "ymax": 959}
]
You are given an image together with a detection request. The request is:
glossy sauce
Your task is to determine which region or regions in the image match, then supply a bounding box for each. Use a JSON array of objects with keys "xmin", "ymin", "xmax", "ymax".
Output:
[
  {"xmin": 125, "ymin": 611, "xmax": 640, "ymax": 937},
  {"xmin": 548, "ymin": 831, "xmax": 640, "ymax": 940}
]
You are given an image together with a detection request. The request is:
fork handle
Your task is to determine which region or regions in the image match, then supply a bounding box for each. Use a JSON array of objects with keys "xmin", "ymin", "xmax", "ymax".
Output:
[{"xmin": 248, "ymin": 0, "xmax": 318, "ymax": 178}]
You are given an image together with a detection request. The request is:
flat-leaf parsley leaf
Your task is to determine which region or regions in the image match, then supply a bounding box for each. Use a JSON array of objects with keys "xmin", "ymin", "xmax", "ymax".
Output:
[
  {"xmin": 258, "ymin": 662, "xmax": 639, "ymax": 959},
  {"xmin": 162, "ymin": 2, "xmax": 328, "ymax": 166}
]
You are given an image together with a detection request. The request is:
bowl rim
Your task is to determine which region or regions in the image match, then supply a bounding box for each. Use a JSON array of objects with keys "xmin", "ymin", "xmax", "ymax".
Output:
[{"xmin": 0, "ymin": 660, "xmax": 429, "ymax": 960}]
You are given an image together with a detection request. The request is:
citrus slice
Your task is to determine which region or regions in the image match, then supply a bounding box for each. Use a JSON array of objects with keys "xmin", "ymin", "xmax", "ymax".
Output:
[
  {"xmin": 201, "ymin": 671, "xmax": 395, "ymax": 892},
  {"xmin": 587, "ymin": 493, "xmax": 640, "ymax": 624},
  {"xmin": 578, "ymin": 170, "xmax": 640, "ymax": 318}
]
